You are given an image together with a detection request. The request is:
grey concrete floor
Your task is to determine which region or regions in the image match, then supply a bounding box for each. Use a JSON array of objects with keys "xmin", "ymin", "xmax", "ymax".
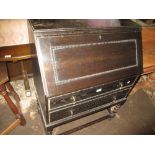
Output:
[{"xmin": 0, "ymin": 78, "xmax": 155, "ymax": 135}]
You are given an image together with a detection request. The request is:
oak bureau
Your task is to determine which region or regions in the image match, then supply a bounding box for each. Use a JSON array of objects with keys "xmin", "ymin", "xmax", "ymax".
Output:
[{"xmin": 28, "ymin": 20, "xmax": 142, "ymax": 134}]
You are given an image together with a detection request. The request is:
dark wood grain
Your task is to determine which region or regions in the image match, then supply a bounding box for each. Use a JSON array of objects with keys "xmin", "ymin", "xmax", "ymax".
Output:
[
  {"xmin": 0, "ymin": 62, "xmax": 9, "ymax": 85},
  {"xmin": 6, "ymin": 59, "xmax": 33, "ymax": 80},
  {"xmin": 0, "ymin": 44, "xmax": 35, "ymax": 62},
  {"xmin": 34, "ymin": 29, "xmax": 142, "ymax": 97},
  {"xmin": 28, "ymin": 20, "xmax": 143, "ymax": 133}
]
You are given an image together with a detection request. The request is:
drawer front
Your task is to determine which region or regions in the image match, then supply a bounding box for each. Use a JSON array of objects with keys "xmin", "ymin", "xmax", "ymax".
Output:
[
  {"xmin": 50, "ymin": 39, "xmax": 137, "ymax": 85},
  {"xmin": 35, "ymin": 30, "xmax": 142, "ymax": 97},
  {"xmin": 49, "ymin": 88, "xmax": 129, "ymax": 123},
  {"xmin": 48, "ymin": 76, "xmax": 137, "ymax": 111}
]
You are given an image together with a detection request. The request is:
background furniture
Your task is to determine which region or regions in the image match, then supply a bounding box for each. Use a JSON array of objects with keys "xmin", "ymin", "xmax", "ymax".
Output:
[
  {"xmin": 0, "ymin": 19, "xmax": 33, "ymax": 134},
  {"xmin": 0, "ymin": 19, "xmax": 34, "ymax": 96},
  {"xmin": 143, "ymin": 27, "xmax": 155, "ymax": 75},
  {"xmin": 120, "ymin": 20, "xmax": 155, "ymax": 92},
  {"xmin": 0, "ymin": 62, "xmax": 26, "ymax": 135},
  {"xmin": 134, "ymin": 26, "xmax": 155, "ymax": 92}
]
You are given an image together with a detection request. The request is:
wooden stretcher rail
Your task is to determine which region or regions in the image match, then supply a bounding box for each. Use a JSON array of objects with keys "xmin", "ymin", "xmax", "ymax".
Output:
[{"xmin": 0, "ymin": 119, "xmax": 21, "ymax": 135}]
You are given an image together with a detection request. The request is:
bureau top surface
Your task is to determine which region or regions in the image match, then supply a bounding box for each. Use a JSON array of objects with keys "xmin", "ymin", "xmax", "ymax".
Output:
[{"xmin": 29, "ymin": 19, "xmax": 140, "ymax": 33}]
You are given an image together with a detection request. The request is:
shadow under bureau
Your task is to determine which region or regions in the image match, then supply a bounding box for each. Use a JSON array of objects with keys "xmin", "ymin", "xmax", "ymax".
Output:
[{"xmin": 28, "ymin": 20, "xmax": 142, "ymax": 134}]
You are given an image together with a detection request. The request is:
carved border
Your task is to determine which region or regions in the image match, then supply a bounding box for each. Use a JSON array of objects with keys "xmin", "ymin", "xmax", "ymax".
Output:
[{"xmin": 50, "ymin": 39, "xmax": 138, "ymax": 85}]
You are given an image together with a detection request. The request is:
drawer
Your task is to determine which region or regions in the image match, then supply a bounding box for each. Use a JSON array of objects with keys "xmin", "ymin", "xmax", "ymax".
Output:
[
  {"xmin": 48, "ymin": 76, "xmax": 137, "ymax": 111},
  {"xmin": 49, "ymin": 88, "xmax": 129, "ymax": 123},
  {"xmin": 0, "ymin": 44, "xmax": 32, "ymax": 61}
]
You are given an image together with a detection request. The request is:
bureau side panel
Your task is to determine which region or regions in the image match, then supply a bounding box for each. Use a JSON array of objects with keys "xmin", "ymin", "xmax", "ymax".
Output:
[{"xmin": 28, "ymin": 21, "xmax": 48, "ymax": 122}]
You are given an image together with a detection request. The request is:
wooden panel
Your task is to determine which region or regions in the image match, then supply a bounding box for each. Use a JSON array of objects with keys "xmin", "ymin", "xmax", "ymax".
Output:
[
  {"xmin": 35, "ymin": 29, "xmax": 142, "ymax": 97},
  {"xmin": 0, "ymin": 19, "xmax": 29, "ymax": 47},
  {"xmin": 142, "ymin": 27, "xmax": 155, "ymax": 73},
  {"xmin": 52, "ymin": 41, "xmax": 137, "ymax": 85}
]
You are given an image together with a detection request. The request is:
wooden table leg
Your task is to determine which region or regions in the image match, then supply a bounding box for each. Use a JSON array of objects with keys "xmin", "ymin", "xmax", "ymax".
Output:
[
  {"xmin": 20, "ymin": 60, "xmax": 31, "ymax": 97},
  {"xmin": 0, "ymin": 84, "xmax": 26, "ymax": 126},
  {"xmin": 5, "ymin": 82, "xmax": 21, "ymax": 110}
]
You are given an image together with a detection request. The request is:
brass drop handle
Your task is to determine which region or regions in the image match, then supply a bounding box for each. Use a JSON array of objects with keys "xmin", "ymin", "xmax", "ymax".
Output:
[
  {"xmin": 70, "ymin": 95, "xmax": 76, "ymax": 102},
  {"xmin": 119, "ymin": 82, "xmax": 123, "ymax": 89},
  {"xmin": 112, "ymin": 96, "xmax": 117, "ymax": 103}
]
